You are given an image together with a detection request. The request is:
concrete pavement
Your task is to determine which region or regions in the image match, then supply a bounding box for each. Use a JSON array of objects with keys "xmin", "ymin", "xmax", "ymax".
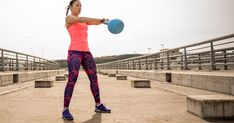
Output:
[{"xmin": 0, "ymin": 71, "xmax": 233, "ymax": 123}]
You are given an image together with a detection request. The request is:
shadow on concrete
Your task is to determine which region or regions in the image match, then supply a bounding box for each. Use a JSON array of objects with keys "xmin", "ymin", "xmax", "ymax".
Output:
[
  {"xmin": 204, "ymin": 118, "xmax": 234, "ymax": 123},
  {"xmin": 81, "ymin": 113, "xmax": 102, "ymax": 123},
  {"xmin": 63, "ymin": 113, "xmax": 102, "ymax": 123}
]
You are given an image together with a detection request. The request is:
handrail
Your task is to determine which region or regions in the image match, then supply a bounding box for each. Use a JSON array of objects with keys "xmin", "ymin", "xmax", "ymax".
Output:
[
  {"xmin": 97, "ymin": 34, "xmax": 234, "ymax": 71},
  {"xmin": 0, "ymin": 48, "xmax": 60, "ymax": 71}
]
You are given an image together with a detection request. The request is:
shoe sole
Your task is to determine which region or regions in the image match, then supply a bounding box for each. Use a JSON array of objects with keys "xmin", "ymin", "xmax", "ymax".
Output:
[
  {"xmin": 62, "ymin": 116, "xmax": 74, "ymax": 121},
  {"xmin": 95, "ymin": 109, "xmax": 111, "ymax": 113}
]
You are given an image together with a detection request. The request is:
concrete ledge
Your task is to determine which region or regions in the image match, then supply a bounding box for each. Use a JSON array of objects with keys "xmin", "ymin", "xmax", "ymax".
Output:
[
  {"xmin": 131, "ymin": 79, "xmax": 151, "ymax": 88},
  {"xmin": 35, "ymin": 79, "xmax": 53, "ymax": 88},
  {"xmin": 99, "ymin": 69, "xmax": 234, "ymax": 95},
  {"xmin": 108, "ymin": 74, "xmax": 116, "ymax": 77},
  {"xmin": 55, "ymin": 75, "xmax": 66, "ymax": 81},
  {"xmin": 187, "ymin": 95, "xmax": 234, "ymax": 119},
  {"xmin": 102, "ymin": 73, "xmax": 108, "ymax": 76},
  {"xmin": 0, "ymin": 70, "xmax": 65, "ymax": 87},
  {"xmin": 172, "ymin": 73, "xmax": 234, "ymax": 95},
  {"xmin": 0, "ymin": 73, "xmax": 13, "ymax": 86},
  {"xmin": 116, "ymin": 75, "xmax": 127, "ymax": 80}
]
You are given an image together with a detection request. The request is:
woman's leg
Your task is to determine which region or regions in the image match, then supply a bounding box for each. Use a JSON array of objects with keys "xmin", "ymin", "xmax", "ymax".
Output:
[
  {"xmin": 64, "ymin": 50, "xmax": 83, "ymax": 108},
  {"xmin": 81, "ymin": 52, "xmax": 101, "ymax": 104}
]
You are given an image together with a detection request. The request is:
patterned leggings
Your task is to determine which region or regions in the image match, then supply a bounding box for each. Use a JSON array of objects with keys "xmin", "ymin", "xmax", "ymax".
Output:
[{"xmin": 64, "ymin": 50, "xmax": 100, "ymax": 107}]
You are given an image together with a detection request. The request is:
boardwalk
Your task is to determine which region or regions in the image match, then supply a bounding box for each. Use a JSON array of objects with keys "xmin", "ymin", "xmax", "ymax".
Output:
[{"xmin": 0, "ymin": 71, "xmax": 233, "ymax": 123}]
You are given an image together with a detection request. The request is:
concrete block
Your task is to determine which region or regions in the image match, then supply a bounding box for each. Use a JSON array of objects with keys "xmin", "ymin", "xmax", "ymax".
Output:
[
  {"xmin": 35, "ymin": 79, "xmax": 53, "ymax": 88},
  {"xmin": 116, "ymin": 75, "xmax": 127, "ymax": 80},
  {"xmin": 131, "ymin": 79, "xmax": 151, "ymax": 88},
  {"xmin": 187, "ymin": 95, "xmax": 234, "ymax": 119},
  {"xmin": 108, "ymin": 74, "xmax": 116, "ymax": 77},
  {"xmin": 0, "ymin": 74, "xmax": 13, "ymax": 86},
  {"xmin": 55, "ymin": 75, "xmax": 66, "ymax": 81},
  {"xmin": 103, "ymin": 73, "xmax": 108, "ymax": 76}
]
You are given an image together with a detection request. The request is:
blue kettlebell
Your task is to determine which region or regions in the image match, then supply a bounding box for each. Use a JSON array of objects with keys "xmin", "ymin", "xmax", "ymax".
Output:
[{"xmin": 104, "ymin": 19, "xmax": 124, "ymax": 34}]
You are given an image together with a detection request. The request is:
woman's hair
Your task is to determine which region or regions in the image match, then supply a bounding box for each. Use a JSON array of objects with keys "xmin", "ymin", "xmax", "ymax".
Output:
[{"xmin": 66, "ymin": 0, "xmax": 78, "ymax": 16}]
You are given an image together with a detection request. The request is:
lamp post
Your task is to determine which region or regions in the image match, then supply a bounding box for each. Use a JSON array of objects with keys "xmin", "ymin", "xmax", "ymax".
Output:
[
  {"xmin": 147, "ymin": 48, "xmax": 151, "ymax": 54},
  {"xmin": 161, "ymin": 44, "xmax": 164, "ymax": 50}
]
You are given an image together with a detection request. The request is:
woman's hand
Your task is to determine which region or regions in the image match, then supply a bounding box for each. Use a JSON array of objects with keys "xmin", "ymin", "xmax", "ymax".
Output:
[{"xmin": 100, "ymin": 18, "xmax": 109, "ymax": 24}]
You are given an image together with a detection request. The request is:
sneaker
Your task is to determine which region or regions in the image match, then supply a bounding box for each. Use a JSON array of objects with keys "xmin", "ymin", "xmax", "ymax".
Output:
[
  {"xmin": 62, "ymin": 109, "xmax": 74, "ymax": 121},
  {"xmin": 95, "ymin": 104, "xmax": 111, "ymax": 113}
]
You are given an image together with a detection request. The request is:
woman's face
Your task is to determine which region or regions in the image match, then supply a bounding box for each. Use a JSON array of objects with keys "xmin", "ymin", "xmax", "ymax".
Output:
[{"xmin": 71, "ymin": 0, "xmax": 82, "ymax": 15}]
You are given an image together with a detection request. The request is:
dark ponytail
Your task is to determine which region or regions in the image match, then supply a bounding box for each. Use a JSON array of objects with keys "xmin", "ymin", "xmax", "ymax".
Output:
[{"xmin": 66, "ymin": 0, "xmax": 78, "ymax": 16}]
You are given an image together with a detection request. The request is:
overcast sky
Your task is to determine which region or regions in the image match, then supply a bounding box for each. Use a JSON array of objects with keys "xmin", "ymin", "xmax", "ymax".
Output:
[{"xmin": 0, "ymin": 0, "xmax": 233, "ymax": 60}]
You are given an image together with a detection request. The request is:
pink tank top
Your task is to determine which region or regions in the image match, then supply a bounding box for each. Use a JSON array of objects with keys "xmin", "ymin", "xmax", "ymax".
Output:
[{"xmin": 67, "ymin": 23, "xmax": 90, "ymax": 51}]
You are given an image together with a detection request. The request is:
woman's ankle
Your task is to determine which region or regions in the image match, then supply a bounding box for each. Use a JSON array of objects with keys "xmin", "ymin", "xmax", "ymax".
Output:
[{"xmin": 63, "ymin": 107, "xmax": 69, "ymax": 112}]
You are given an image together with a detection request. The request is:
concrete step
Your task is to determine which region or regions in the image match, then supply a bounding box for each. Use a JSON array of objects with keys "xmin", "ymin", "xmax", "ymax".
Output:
[
  {"xmin": 55, "ymin": 75, "xmax": 66, "ymax": 81},
  {"xmin": 187, "ymin": 95, "xmax": 234, "ymax": 119},
  {"xmin": 102, "ymin": 73, "xmax": 108, "ymax": 76},
  {"xmin": 131, "ymin": 79, "xmax": 151, "ymax": 88},
  {"xmin": 35, "ymin": 79, "xmax": 53, "ymax": 88},
  {"xmin": 116, "ymin": 75, "xmax": 127, "ymax": 80},
  {"xmin": 108, "ymin": 74, "xmax": 116, "ymax": 77}
]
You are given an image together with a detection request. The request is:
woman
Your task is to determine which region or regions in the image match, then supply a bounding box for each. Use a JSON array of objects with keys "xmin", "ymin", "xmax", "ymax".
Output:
[{"xmin": 63, "ymin": 0, "xmax": 111, "ymax": 121}]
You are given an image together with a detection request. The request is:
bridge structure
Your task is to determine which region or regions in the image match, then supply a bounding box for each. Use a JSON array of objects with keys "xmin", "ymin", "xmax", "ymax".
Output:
[
  {"xmin": 0, "ymin": 34, "xmax": 233, "ymax": 122},
  {"xmin": 96, "ymin": 34, "xmax": 234, "ymax": 120},
  {"xmin": 97, "ymin": 34, "xmax": 234, "ymax": 71}
]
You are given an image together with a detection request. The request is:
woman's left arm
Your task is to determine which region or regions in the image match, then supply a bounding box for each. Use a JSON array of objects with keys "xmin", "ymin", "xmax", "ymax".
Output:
[{"xmin": 81, "ymin": 17, "xmax": 106, "ymax": 25}]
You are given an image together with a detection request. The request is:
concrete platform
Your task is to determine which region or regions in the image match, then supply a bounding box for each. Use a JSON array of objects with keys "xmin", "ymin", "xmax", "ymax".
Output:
[
  {"xmin": 116, "ymin": 75, "xmax": 127, "ymax": 80},
  {"xmin": 55, "ymin": 75, "xmax": 66, "ymax": 81},
  {"xmin": 1, "ymin": 71, "xmax": 234, "ymax": 123},
  {"xmin": 108, "ymin": 74, "xmax": 116, "ymax": 77},
  {"xmin": 0, "ymin": 73, "xmax": 13, "ymax": 86},
  {"xmin": 102, "ymin": 73, "xmax": 108, "ymax": 76},
  {"xmin": 35, "ymin": 79, "xmax": 53, "ymax": 88},
  {"xmin": 0, "ymin": 70, "xmax": 65, "ymax": 87},
  {"xmin": 187, "ymin": 95, "xmax": 234, "ymax": 119},
  {"xmin": 131, "ymin": 79, "xmax": 151, "ymax": 88},
  {"xmin": 100, "ymin": 70, "xmax": 234, "ymax": 95}
]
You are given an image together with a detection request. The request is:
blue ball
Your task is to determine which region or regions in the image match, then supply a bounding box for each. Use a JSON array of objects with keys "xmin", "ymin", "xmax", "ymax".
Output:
[{"xmin": 107, "ymin": 19, "xmax": 124, "ymax": 34}]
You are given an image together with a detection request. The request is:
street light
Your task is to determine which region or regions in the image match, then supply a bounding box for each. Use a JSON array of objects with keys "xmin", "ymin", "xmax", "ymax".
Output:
[
  {"xmin": 147, "ymin": 48, "xmax": 151, "ymax": 54},
  {"xmin": 161, "ymin": 44, "xmax": 164, "ymax": 49}
]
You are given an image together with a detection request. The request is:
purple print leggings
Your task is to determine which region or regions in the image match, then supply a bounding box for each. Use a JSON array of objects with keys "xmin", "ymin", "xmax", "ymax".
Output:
[{"xmin": 64, "ymin": 50, "xmax": 100, "ymax": 107}]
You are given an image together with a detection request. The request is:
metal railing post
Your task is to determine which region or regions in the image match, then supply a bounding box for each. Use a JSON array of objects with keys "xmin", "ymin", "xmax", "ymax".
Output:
[
  {"xmin": 210, "ymin": 42, "xmax": 216, "ymax": 70},
  {"xmin": 223, "ymin": 50, "xmax": 227, "ymax": 70},
  {"xmin": 154, "ymin": 56, "xmax": 158, "ymax": 70},
  {"xmin": 26, "ymin": 56, "xmax": 29, "ymax": 70},
  {"xmin": 145, "ymin": 57, "xmax": 148, "ymax": 70},
  {"xmin": 16, "ymin": 53, "xmax": 19, "ymax": 71},
  {"xmin": 138, "ymin": 59, "xmax": 141, "ymax": 70},
  {"xmin": 1, "ymin": 50, "xmax": 4, "ymax": 71},
  {"xmin": 166, "ymin": 51, "xmax": 170, "ymax": 70},
  {"xmin": 184, "ymin": 48, "xmax": 188, "ymax": 70},
  {"xmin": 198, "ymin": 54, "xmax": 201, "ymax": 70}
]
